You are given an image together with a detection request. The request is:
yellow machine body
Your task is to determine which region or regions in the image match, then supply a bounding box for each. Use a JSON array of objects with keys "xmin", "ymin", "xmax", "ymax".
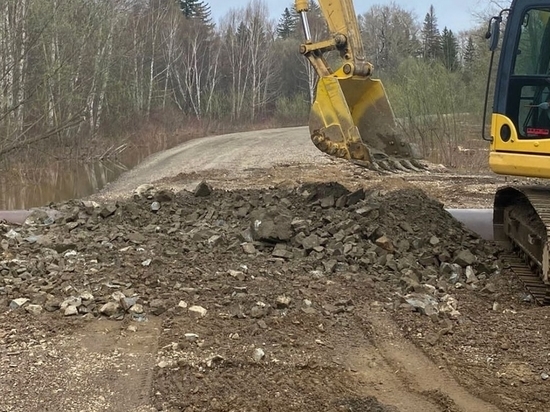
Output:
[{"xmin": 490, "ymin": 113, "xmax": 550, "ymax": 178}]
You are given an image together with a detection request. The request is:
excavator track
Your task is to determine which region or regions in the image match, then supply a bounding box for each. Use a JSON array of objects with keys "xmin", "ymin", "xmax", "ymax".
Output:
[
  {"xmin": 501, "ymin": 253, "xmax": 550, "ymax": 305},
  {"xmin": 495, "ymin": 186, "xmax": 550, "ymax": 305}
]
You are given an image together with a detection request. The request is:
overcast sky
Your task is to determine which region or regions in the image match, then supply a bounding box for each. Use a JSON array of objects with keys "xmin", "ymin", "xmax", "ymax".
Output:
[{"xmin": 207, "ymin": 0, "xmax": 496, "ymax": 33}]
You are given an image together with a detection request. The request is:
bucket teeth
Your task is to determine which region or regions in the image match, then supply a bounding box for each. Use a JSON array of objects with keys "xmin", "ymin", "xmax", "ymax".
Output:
[
  {"xmin": 387, "ymin": 158, "xmax": 410, "ymax": 172},
  {"xmin": 398, "ymin": 159, "xmax": 425, "ymax": 172},
  {"xmin": 359, "ymin": 157, "xmax": 427, "ymax": 174}
]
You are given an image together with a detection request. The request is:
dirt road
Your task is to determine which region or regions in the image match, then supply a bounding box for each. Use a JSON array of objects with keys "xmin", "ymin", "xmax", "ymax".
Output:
[
  {"xmin": 1, "ymin": 127, "xmax": 547, "ymax": 412},
  {"xmin": 96, "ymin": 126, "xmax": 507, "ymax": 209}
]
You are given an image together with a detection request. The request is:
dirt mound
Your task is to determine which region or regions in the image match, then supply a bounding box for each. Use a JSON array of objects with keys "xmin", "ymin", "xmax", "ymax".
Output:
[
  {"xmin": 0, "ymin": 182, "xmax": 500, "ymax": 320},
  {"xmin": 0, "ymin": 182, "xmax": 507, "ymax": 411}
]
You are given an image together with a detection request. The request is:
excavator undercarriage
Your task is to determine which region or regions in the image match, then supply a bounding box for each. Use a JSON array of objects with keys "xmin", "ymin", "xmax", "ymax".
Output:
[{"xmin": 495, "ymin": 187, "xmax": 550, "ymax": 304}]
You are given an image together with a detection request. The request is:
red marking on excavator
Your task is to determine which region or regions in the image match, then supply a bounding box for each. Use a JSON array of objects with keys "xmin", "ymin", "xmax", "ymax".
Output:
[{"xmin": 526, "ymin": 128, "xmax": 550, "ymax": 136}]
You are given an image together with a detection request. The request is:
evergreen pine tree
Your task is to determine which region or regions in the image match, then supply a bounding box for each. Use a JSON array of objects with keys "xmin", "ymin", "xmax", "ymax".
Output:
[
  {"xmin": 441, "ymin": 27, "xmax": 459, "ymax": 71},
  {"xmin": 236, "ymin": 21, "xmax": 250, "ymax": 43},
  {"xmin": 463, "ymin": 36, "xmax": 475, "ymax": 67},
  {"xmin": 421, "ymin": 5, "xmax": 442, "ymax": 61},
  {"xmin": 179, "ymin": 0, "xmax": 213, "ymax": 26},
  {"xmin": 277, "ymin": 7, "xmax": 297, "ymax": 39}
]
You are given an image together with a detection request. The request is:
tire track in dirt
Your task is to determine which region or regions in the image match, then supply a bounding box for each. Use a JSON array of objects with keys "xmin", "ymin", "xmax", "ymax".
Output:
[
  {"xmin": 78, "ymin": 318, "xmax": 162, "ymax": 411},
  {"xmin": 348, "ymin": 312, "xmax": 502, "ymax": 412},
  {"xmin": 0, "ymin": 317, "xmax": 161, "ymax": 411}
]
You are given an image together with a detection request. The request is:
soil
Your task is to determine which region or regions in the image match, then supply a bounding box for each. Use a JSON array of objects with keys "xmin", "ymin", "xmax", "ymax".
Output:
[{"xmin": 0, "ymin": 128, "xmax": 549, "ymax": 412}]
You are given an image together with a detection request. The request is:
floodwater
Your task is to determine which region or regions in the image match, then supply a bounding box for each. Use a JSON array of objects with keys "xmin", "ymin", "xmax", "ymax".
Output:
[{"xmin": 0, "ymin": 147, "xmax": 157, "ymax": 210}]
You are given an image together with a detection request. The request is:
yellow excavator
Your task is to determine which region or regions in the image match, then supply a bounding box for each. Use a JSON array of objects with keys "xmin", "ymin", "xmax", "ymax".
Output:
[
  {"xmin": 293, "ymin": 0, "xmax": 422, "ymax": 172},
  {"xmin": 296, "ymin": 0, "xmax": 550, "ymax": 303}
]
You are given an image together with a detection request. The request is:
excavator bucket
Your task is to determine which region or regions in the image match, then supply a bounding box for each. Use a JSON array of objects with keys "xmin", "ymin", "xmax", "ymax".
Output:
[{"xmin": 309, "ymin": 76, "xmax": 418, "ymax": 168}]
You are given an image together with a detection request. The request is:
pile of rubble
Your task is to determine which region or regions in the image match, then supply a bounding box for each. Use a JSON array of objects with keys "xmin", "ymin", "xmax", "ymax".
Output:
[{"xmin": 0, "ymin": 182, "xmax": 502, "ymax": 321}]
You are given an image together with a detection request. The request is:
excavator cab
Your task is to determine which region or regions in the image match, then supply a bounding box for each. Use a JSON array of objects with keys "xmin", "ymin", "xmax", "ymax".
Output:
[
  {"xmin": 295, "ymin": 0, "xmax": 420, "ymax": 171},
  {"xmin": 488, "ymin": 2, "xmax": 550, "ymax": 178},
  {"xmin": 486, "ymin": 1, "xmax": 550, "ymax": 303}
]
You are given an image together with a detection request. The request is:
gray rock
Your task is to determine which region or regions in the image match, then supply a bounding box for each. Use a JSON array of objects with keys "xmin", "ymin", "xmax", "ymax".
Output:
[
  {"xmin": 111, "ymin": 291, "xmax": 126, "ymax": 301},
  {"xmin": 81, "ymin": 200, "xmax": 100, "ymax": 213},
  {"xmin": 157, "ymin": 360, "xmax": 172, "ymax": 368},
  {"xmin": 301, "ymin": 306, "xmax": 317, "ymax": 315},
  {"xmin": 9, "ymin": 298, "xmax": 29, "ymax": 310},
  {"xmin": 439, "ymin": 295, "xmax": 461, "ymax": 319},
  {"xmin": 208, "ymin": 235, "xmax": 222, "ymax": 246},
  {"xmin": 189, "ymin": 305, "xmax": 207, "ymax": 317},
  {"xmin": 335, "ymin": 195, "xmax": 347, "ymax": 208},
  {"xmin": 252, "ymin": 348, "xmax": 265, "ymax": 362},
  {"xmin": 465, "ymin": 266, "xmax": 478, "ymax": 284},
  {"xmin": 320, "ymin": 196, "xmax": 335, "ymax": 208},
  {"xmin": 323, "ymin": 303, "xmax": 345, "ymax": 315},
  {"xmin": 276, "ymin": 295, "xmax": 292, "ymax": 309},
  {"xmin": 425, "ymin": 331, "xmax": 440, "ymax": 346},
  {"xmin": 250, "ymin": 212, "xmax": 293, "ymax": 242},
  {"xmin": 290, "ymin": 218, "xmax": 308, "ymax": 231},
  {"xmin": 44, "ymin": 298, "xmax": 61, "ymax": 312},
  {"xmin": 453, "ymin": 249, "xmax": 476, "ymax": 267},
  {"xmin": 133, "ymin": 184, "xmax": 155, "ymax": 198},
  {"xmin": 80, "ymin": 291, "xmax": 95, "ymax": 301},
  {"xmin": 440, "ymin": 263, "xmax": 460, "ymax": 284},
  {"xmin": 194, "ymin": 181, "xmax": 212, "ymax": 197},
  {"xmin": 272, "ymin": 244, "xmax": 294, "ymax": 259},
  {"xmin": 60, "ymin": 297, "xmax": 81, "ymax": 310},
  {"xmin": 99, "ymin": 204, "xmax": 117, "ymax": 218},
  {"xmin": 151, "ymin": 202, "xmax": 161, "ymax": 212},
  {"xmin": 121, "ymin": 296, "xmax": 138, "ymax": 311},
  {"xmin": 301, "ymin": 234, "xmax": 323, "ymax": 250},
  {"xmin": 356, "ymin": 206, "xmax": 378, "ymax": 217},
  {"xmin": 155, "ymin": 189, "xmax": 174, "ymax": 202},
  {"xmin": 100, "ymin": 302, "xmax": 121, "ymax": 317},
  {"xmin": 25, "ymin": 304, "xmax": 43, "ymax": 316},
  {"xmin": 375, "ymin": 236, "xmax": 394, "ymax": 252},
  {"xmin": 129, "ymin": 304, "xmax": 144, "ymax": 314},
  {"xmin": 404, "ymin": 293, "xmax": 439, "ymax": 317},
  {"xmin": 4, "ymin": 229, "xmax": 21, "ymax": 239},
  {"xmin": 228, "ymin": 270, "xmax": 246, "ymax": 281},
  {"xmin": 250, "ymin": 305, "xmax": 268, "ymax": 319},
  {"xmin": 185, "ymin": 333, "xmax": 199, "ymax": 342},
  {"xmin": 64, "ymin": 305, "xmax": 79, "ymax": 316},
  {"xmin": 150, "ymin": 299, "xmax": 167, "ymax": 316},
  {"xmin": 399, "ymin": 221, "xmax": 414, "ymax": 233},
  {"xmin": 127, "ymin": 232, "xmax": 145, "ymax": 244},
  {"xmin": 482, "ymin": 283, "xmax": 497, "ymax": 294},
  {"xmin": 429, "ymin": 236, "xmax": 440, "ymax": 246},
  {"xmin": 206, "ymin": 355, "xmax": 225, "ymax": 368},
  {"xmin": 323, "ymin": 259, "xmax": 338, "ymax": 273},
  {"xmin": 241, "ymin": 243, "xmax": 257, "ymax": 254},
  {"xmin": 346, "ymin": 189, "xmax": 365, "ymax": 206},
  {"xmin": 66, "ymin": 222, "xmax": 79, "ymax": 231}
]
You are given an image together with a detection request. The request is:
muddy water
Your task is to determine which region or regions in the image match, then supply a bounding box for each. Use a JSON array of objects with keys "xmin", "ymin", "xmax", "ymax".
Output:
[{"xmin": 0, "ymin": 148, "xmax": 155, "ymax": 210}]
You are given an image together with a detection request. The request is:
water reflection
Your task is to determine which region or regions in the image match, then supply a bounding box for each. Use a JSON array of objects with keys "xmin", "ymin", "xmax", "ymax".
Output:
[{"xmin": 0, "ymin": 147, "xmax": 157, "ymax": 210}]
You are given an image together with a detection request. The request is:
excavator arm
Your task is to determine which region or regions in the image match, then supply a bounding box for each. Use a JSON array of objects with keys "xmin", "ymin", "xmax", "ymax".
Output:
[{"xmin": 295, "ymin": 0, "xmax": 418, "ymax": 169}]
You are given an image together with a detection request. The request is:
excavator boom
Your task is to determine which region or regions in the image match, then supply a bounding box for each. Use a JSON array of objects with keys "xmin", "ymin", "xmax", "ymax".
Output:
[{"xmin": 295, "ymin": 0, "xmax": 418, "ymax": 169}]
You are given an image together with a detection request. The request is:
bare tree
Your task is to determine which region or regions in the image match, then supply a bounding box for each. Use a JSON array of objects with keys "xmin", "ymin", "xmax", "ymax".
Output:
[{"xmin": 359, "ymin": 3, "xmax": 421, "ymax": 77}]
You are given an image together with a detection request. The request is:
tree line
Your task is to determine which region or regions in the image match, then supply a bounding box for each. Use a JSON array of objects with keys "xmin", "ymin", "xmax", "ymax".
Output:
[{"xmin": 0, "ymin": 0, "xmax": 495, "ymax": 162}]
